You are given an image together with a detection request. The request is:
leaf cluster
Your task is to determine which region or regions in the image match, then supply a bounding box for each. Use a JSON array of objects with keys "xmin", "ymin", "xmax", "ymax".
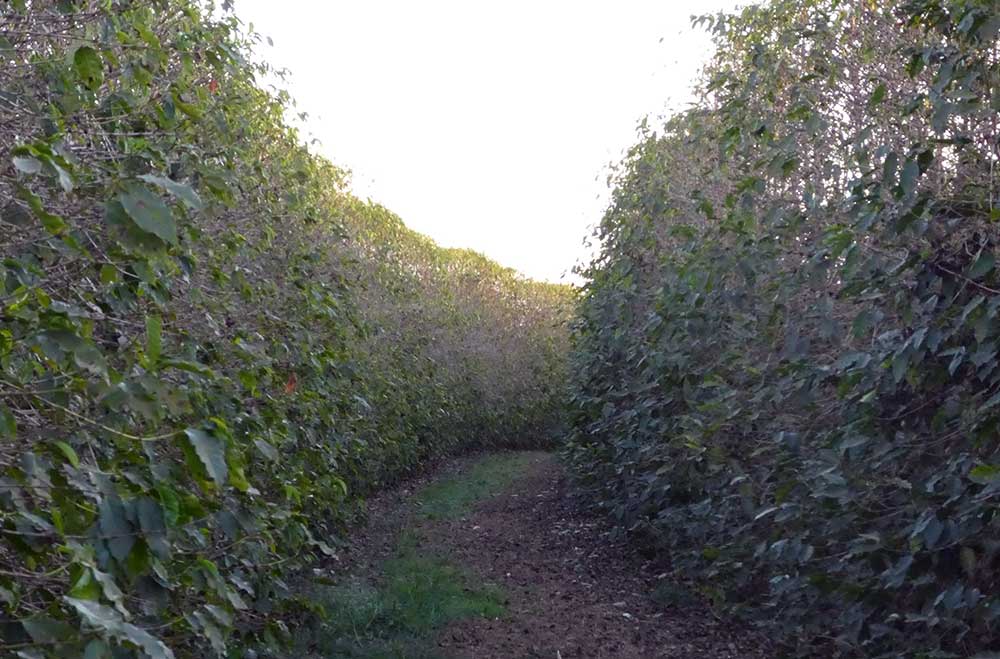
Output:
[
  {"xmin": 0, "ymin": 1, "xmax": 571, "ymax": 656},
  {"xmin": 568, "ymin": 1, "xmax": 1000, "ymax": 655}
]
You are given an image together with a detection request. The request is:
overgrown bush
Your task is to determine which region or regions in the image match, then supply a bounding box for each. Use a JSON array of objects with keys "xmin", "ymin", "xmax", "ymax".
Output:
[
  {"xmin": 568, "ymin": 1, "xmax": 1000, "ymax": 656},
  {"xmin": 0, "ymin": 1, "xmax": 570, "ymax": 656}
]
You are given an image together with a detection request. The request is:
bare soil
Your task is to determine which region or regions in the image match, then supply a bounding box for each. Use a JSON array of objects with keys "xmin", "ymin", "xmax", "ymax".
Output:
[
  {"xmin": 431, "ymin": 453, "xmax": 770, "ymax": 659},
  {"xmin": 335, "ymin": 452, "xmax": 773, "ymax": 659}
]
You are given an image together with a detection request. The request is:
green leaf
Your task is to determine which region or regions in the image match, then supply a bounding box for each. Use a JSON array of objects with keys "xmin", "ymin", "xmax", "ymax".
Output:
[
  {"xmin": 19, "ymin": 186, "xmax": 67, "ymax": 235},
  {"xmin": 73, "ymin": 566, "xmax": 125, "ymax": 614},
  {"xmin": 73, "ymin": 342, "xmax": 108, "ymax": 378},
  {"xmin": 65, "ymin": 596, "xmax": 122, "ymax": 628},
  {"xmin": 136, "ymin": 497, "xmax": 170, "ymax": 559},
  {"xmin": 869, "ymin": 83, "xmax": 887, "ymax": 108},
  {"xmin": 882, "ymin": 152, "xmax": 898, "ymax": 188},
  {"xmin": 254, "ymin": 439, "xmax": 279, "ymax": 461},
  {"xmin": 104, "ymin": 199, "xmax": 167, "ymax": 252},
  {"xmin": 98, "ymin": 499, "xmax": 135, "ymax": 561},
  {"xmin": 51, "ymin": 160, "xmax": 74, "ymax": 193},
  {"xmin": 22, "ymin": 615, "xmax": 74, "ymax": 643},
  {"xmin": 917, "ymin": 148, "xmax": 935, "ymax": 172},
  {"xmin": 15, "ymin": 144, "xmax": 76, "ymax": 192},
  {"xmin": 960, "ymin": 546, "xmax": 977, "ymax": 576},
  {"xmin": 0, "ymin": 404, "xmax": 15, "ymax": 438},
  {"xmin": 891, "ymin": 352, "xmax": 908, "ymax": 383},
  {"xmin": 1, "ymin": 199, "xmax": 31, "ymax": 227},
  {"xmin": 156, "ymin": 484, "xmax": 181, "ymax": 526},
  {"xmin": 68, "ymin": 568, "xmax": 102, "ymax": 601},
  {"xmin": 12, "ymin": 155, "xmax": 42, "ymax": 174},
  {"xmin": 161, "ymin": 359, "xmax": 215, "ymax": 378},
  {"xmin": 969, "ymin": 464, "xmax": 1000, "ymax": 485},
  {"xmin": 146, "ymin": 315, "xmax": 162, "ymax": 364},
  {"xmin": 171, "ymin": 91, "xmax": 203, "ymax": 120},
  {"xmin": 73, "ymin": 46, "xmax": 104, "ymax": 91},
  {"xmin": 192, "ymin": 609, "xmax": 226, "ymax": 655},
  {"xmin": 138, "ymin": 174, "xmax": 204, "ymax": 211},
  {"xmin": 969, "ymin": 251, "xmax": 995, "ymax": 279},
  {"xmin": 184, "ymin": 428, "xmax": 228, "ymax": 487},
  {"xmin": 100, "ymin": 264, "xmax": 119, "ymax": 284},
  {"xmin": 53, "ymin": 441, "xmax": 80, "ymax": 468},
  {"xmin": 64, "ymin": 597, "xmax": 175, "ymax": 659},
  {"xmin": 900, "ymin": 159, "xmax": 920, "ymax": 197},
  {"xmin": 226, "ymin": 448, "xmax": 250, "ymax": 493},
  {"xmin": 118, "ymin": 184, "xmax": 178, "ymax": 245},
  {"xmin": 84, "ymin": 640, "xmax": 111, "ymax": 659}
]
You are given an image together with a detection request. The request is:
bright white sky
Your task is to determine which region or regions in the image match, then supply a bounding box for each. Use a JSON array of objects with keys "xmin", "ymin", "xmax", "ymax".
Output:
[{"xmin": 234, "ymin": 1, "xmax": 744, "ymax": 283}]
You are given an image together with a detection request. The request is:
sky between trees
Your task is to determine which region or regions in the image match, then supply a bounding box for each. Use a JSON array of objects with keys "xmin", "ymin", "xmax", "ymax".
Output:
[{"xmin": 235, "ymin": 0, "xmax": 746, "ymax": 282}]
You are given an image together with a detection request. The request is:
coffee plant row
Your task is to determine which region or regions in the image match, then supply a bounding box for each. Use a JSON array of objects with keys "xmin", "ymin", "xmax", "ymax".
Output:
[
  {"xmin": 0, "ymin": 1, "xmax": 571, "ymax": 656},
  {"xmin": 568, "ymin": 0, "xmax": 1000, "ymax": 656}
]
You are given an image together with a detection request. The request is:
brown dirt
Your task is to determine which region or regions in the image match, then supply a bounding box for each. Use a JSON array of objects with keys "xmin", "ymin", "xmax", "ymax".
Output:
[
  {"xmin": 433, "ymin": 453, "xmax": 770, "ymax": 659},
  {"xmin": 334, "ymin": 452, "xmax": 773, "ymax": 659}
]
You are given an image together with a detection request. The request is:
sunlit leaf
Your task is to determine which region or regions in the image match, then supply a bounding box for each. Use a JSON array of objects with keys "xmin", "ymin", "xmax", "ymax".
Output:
[
  {"xmin": 53, "ymin": 441, "xmax": 79, "ymax": 468},
  {"xmin": 73, "ymin": 46, "xmax": 104, "ymax": 91},
  {"xmin": 969, "ymin": 464, "xmax": 1000, "ymax": 485}
]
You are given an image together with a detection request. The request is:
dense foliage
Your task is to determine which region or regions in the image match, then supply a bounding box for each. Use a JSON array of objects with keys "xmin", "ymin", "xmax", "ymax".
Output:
[
  {"xmin": 0, "ymin": 1, "xmax": 570, "ymax": 656},
  {"xmin": 568, "ymin": 0, "xmax": 1000, "ymax": 656}
]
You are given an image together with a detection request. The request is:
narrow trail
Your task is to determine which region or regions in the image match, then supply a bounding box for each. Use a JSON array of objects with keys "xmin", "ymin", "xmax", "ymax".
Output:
[{"xmin": 308, "ymin": 452, "xmax": 772, "ymax": 659}]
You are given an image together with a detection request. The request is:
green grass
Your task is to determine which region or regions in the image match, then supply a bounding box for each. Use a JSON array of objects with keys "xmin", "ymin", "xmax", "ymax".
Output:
[
  {"xmin": 292, "ymin": 452, "xmax": 544, "ymax": 658},
  {"xmin": 380, "ymin": 534, "xmax": 505, "ymax": 632},
  {"xmin": 303, "ymin": 535, "xmax": 505, "ymax": 658},
  {"xmin": 415, "ymin": 451, "xmax": 541, "ymax": 520}
]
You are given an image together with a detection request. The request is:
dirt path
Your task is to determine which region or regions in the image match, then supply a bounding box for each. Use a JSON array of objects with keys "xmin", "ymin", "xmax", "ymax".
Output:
[
  {"xmin": 429, "ymin": 453, "xmax": 768, "ymax": 659},
  {"xmin": 309, "ymin": 452, "xmax": 771, "ymax": 659}
]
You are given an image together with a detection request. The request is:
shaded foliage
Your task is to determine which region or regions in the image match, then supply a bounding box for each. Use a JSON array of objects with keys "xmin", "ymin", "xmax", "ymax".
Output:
[
  {"xmin": 0, "ymin": 1, "xmax": 570, "ymax": 656},
  {"xmin": 568, "ymin": 0, "xmax": 1000, "ymax": 656}
]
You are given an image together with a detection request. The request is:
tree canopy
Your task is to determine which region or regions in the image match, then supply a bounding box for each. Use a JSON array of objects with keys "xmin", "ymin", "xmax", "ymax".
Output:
[
  {"xmin": 0, "ymin": 1, "xmax": 570, "ymax": 656},
  {"xmin": 568, "ymin": 0, "xmax": 1000, "ymax": 655}
]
